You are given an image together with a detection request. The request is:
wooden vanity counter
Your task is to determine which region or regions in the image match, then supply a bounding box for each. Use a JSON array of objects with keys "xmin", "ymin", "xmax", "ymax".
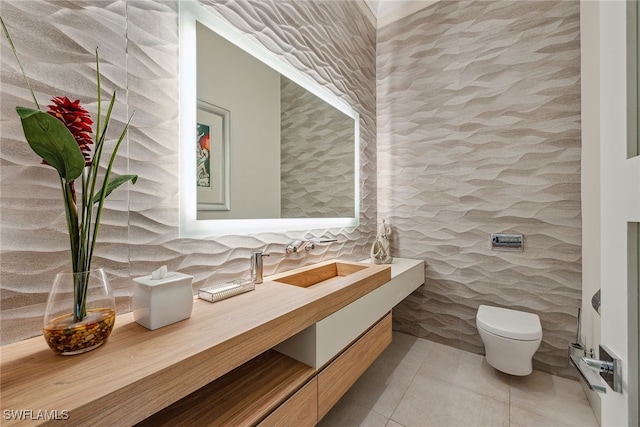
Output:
[{"xmin": 0, "ymin": 260, "xmax": 390, "ymax": 426}]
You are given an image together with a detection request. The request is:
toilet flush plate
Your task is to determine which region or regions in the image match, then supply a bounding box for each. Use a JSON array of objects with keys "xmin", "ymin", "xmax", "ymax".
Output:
[{"xmin": 491, "ymin": 234, "xmax": 523, "ymax": 251}]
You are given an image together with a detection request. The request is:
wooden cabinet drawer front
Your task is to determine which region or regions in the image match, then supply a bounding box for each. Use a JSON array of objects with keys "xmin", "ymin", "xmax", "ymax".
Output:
[
  {"xmin": 317, "ymin": 312, "xmax": 392, "ymax": 420},
  {"xmin": 259, "ymin": 377, "xmax": 317, "ymax": 427}
]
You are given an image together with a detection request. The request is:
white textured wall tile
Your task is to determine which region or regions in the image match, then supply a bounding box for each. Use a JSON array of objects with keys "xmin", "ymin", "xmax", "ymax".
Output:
[
  {"xmin": 280, "ymin": 76, "xmax": 355, "ymax": 218},
  {"xmin": 378, "ymin": 0, "xmax": 581, "ymax": 378}
]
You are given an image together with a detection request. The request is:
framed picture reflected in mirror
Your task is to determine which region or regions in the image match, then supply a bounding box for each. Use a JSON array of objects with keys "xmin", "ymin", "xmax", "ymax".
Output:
[{"xmin": 196, "ymin": 100, "xmax": 230, "ymax": 211}]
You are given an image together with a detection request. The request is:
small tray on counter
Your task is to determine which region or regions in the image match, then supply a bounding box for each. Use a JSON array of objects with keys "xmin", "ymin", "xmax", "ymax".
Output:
[{"xmin": 198, "ymin": 279, "xmax": 255, "ymax": 303}]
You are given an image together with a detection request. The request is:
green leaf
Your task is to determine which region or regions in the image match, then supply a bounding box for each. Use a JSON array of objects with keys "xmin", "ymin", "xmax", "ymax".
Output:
[
  {"xmin": 16, "ymin": 107, "xmax": 85, "ymax": 181},
  {"xmin": 92, "ymin": 174, "xmax": 138, "ymax": 203}
]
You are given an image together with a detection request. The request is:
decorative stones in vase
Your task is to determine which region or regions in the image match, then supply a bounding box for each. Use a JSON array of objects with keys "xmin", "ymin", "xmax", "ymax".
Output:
[{"xmin": 43, "ymin": 268, "xmax": 116, "ymax": 355}]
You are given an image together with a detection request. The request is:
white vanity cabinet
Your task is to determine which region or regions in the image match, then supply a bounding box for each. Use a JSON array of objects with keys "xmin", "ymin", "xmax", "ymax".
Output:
[{"xmin": 275, "ymin": 258, "xmax": 424, "ymax": 369}]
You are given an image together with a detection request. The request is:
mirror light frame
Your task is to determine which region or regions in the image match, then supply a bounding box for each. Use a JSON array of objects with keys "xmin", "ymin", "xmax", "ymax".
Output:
[{"xmin": 179, "ymin": 0, "xmax": 360, "ymax": 237}]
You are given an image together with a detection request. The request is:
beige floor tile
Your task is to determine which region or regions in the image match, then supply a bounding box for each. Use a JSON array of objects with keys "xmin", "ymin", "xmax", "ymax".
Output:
[
  {"xmin": 342, "ymin": 332, "xmax": 434, "ymax": 417},
  {"xmin": 510, "ymin": 370, "xmax": 598, "ymax": 427},
  {"xmin": 318, "ymin": 397, "xmax": 389, "ymax": 427},
  {"xmin": 510, "ymin": 406, "xmax": 574, "ymax": 427},
  {"xmin": 391, "ymin": 375, "xmax": 509, "ymax": 427},
  {"xmin": 325, "ymin": 335, "xmax": 599, "ymax": 427},
  {"xmin": 385, "ymin": 332, "xmax": 436, "ymax": 368},
  {"xmin": 345, "ymin": 360, "xmax": 420, "ymax": 418},
  {"xmin": 415, "ymin": 340, "xmax": 511, "ymax": 403}
]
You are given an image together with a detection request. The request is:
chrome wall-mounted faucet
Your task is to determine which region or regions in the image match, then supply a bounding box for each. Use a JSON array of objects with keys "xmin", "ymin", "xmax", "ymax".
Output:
[
  {"xmin": 285, "ymin": 238, "xmax": 337, "ymax": 254},
  {"xmin": 250, "ymin": 251, "xmax": 269, "ymax": 284}
]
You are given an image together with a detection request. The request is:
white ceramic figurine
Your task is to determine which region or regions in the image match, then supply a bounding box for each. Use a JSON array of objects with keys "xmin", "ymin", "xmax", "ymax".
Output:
[{"xmin": 371, "ymin": 219, "xmax": 393, "ymax": 264}]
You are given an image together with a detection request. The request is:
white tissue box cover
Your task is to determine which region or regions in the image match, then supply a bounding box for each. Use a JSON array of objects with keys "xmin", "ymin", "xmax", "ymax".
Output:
[{"xmin": 133, "ymin": 272, "xmax": 194, "ymax": 330}]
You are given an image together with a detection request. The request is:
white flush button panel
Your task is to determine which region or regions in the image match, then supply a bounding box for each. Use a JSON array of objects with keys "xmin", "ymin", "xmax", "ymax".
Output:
[{"xmin": 491, "ymin": 234, "xmax": 523, "ymax": 251}]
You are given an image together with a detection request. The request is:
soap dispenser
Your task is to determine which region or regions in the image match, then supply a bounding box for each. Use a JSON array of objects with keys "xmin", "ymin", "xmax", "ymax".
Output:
[{"xmin": 250, "ymin": 251, "xmax": 269, "ymax": 284}]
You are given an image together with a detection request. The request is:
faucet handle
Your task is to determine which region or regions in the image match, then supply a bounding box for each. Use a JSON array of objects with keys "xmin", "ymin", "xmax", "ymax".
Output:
[
  {"xmin": 285, "ymin": 238, "xmax": 337, "ymax": 254},
  {"xmin": 285, "ymin": 240, "xmax": 303, "ymax": 254}
]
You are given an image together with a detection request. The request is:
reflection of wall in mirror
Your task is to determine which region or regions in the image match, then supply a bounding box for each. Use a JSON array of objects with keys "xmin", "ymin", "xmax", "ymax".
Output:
[
  {"xmin": 280, "ymin": 76, "xmax": 355, "ymax": 218},
  {"xmin": 196, "ymin": 22, "xmax": 281, "ymax": 220}
]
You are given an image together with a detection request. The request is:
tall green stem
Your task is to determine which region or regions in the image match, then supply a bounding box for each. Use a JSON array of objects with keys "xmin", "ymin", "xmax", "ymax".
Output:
[
  {"xmin": 79, "ymin": 168, "xmax": 90, "ymax": 273},
  {"xmin": 61, "ymin": 178, "xmax": 79, "ymax": 271},
  {"xmin": 0, "ymin": 17, "xmax": 39, "ymax": 110},
  {"xmin": 74, "ymin": 271, "xmax": 90, "ymax": 322},
  {"xmin": 60, "ymin": 178, "xmax": 88, "ymax": 322}
]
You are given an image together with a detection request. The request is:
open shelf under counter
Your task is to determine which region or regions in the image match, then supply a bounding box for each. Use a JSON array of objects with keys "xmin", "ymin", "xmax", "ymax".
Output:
[{"xmin": 136, "ymin": 349, "xmax": 316, "ymax": 426}]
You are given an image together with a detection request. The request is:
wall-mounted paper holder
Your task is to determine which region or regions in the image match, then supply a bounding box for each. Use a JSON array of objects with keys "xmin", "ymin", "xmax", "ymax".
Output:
[{"xmin": 569, "ymin": 345, "xmax": 621, "ymax": 393}]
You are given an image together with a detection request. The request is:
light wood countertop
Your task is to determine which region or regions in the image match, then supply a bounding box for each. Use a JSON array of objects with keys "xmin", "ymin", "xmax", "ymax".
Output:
[{"xmin": 0, "ymin": 260, "xmax": 390, "ymax": 426}]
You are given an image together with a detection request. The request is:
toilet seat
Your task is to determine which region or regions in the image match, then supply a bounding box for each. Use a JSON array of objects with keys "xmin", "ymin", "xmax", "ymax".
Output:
[{"xmin": 476, "ymin": 305, "xmax": 541, "ymax": 341}]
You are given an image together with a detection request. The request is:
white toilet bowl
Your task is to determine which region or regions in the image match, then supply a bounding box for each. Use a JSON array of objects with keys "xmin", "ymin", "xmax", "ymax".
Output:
[{"xmin": 476, "ymin": 305, "xmax": 542, "ymax": 376}]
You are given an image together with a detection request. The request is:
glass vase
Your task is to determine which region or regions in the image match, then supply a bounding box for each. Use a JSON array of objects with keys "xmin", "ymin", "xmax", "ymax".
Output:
[{"xmin": 43, "ymin": 268, "xmax": 116, "ymax": 355}]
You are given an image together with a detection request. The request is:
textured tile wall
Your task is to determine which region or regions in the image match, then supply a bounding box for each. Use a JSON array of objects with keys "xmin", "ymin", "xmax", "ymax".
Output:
[
  {"xmin": 280, "ymin": 76, "xmax": 355, "ymax": 218},
  {"xmin": 0, "ymin": 0, "xmax": 376, "ymax": 345},
  {"xmin": 378, "ymin": 0, "xmax": 582, "ymax": 378}
]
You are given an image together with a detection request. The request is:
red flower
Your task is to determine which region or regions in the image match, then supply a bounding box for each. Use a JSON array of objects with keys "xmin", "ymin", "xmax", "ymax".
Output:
[
  {"xmin": 199, "ymin": 133, "xmax": 210, "ymax": 151},
  {"xmin": 47, "ymin": 96, "xmax": 94, "ymax": 166}
]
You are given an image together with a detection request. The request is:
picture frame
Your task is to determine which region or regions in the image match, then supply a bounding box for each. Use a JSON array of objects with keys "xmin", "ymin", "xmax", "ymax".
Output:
[{"xmin": 196, "ymin": 100, "xmax": 230, "ymax": 211}]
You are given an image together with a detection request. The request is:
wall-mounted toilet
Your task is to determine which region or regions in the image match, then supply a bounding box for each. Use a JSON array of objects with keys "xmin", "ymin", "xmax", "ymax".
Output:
[{"xmin": 476, "ymin": 305, "xmax": 542, "ymax": 376}]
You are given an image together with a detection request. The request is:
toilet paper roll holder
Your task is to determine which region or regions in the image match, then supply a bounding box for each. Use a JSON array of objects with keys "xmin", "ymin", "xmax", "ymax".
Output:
[{"xmin": 569, "ymin": 344, "xmax": 621, "ymax": 393}]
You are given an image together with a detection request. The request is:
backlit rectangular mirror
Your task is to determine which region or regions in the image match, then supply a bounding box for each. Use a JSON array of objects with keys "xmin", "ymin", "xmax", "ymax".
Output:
[{"xmin": 180, "ymin": 1, "xmax": 360, "ymax": 237}]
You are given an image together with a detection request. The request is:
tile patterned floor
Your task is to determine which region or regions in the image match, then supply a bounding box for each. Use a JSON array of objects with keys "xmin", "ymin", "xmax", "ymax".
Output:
[{"xmin": 318, "ymin": 332, "xmax": 599, "ymax": 427}]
